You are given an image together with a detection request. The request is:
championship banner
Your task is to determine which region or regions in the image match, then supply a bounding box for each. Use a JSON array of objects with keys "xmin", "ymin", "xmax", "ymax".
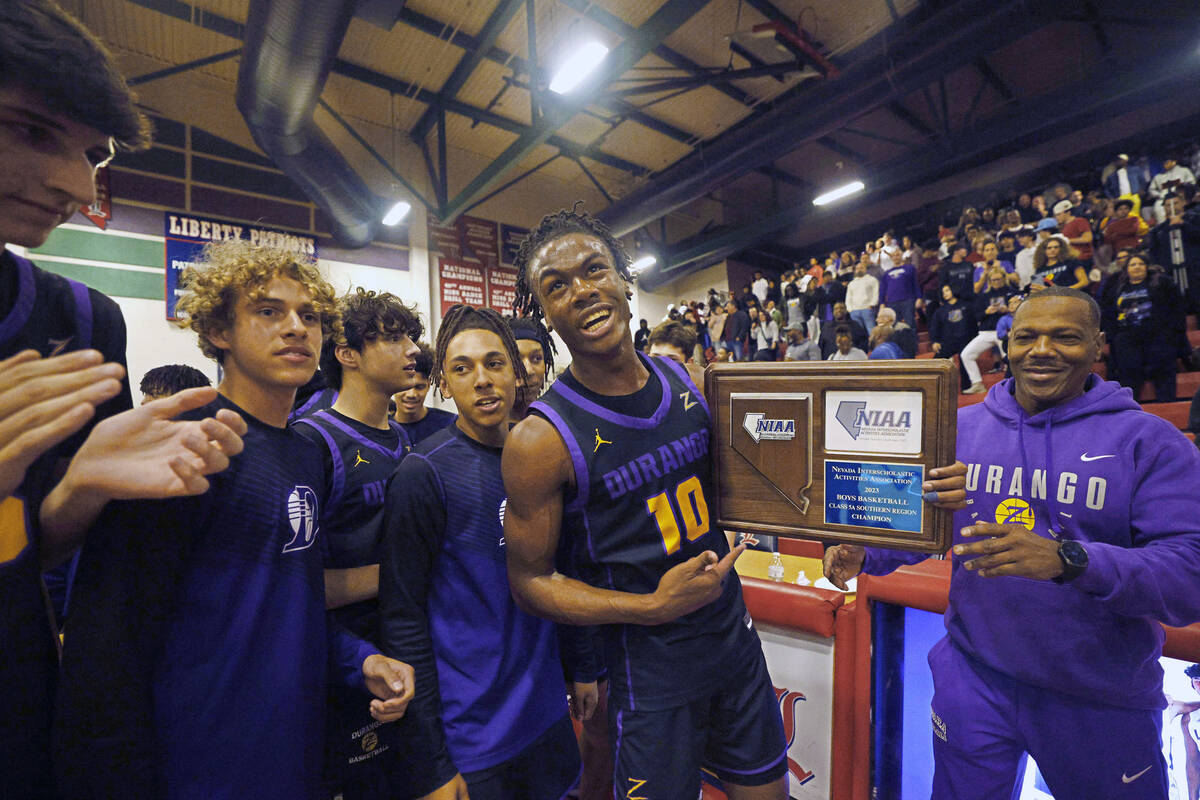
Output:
[
  {"xmin": 164, "ymin": 212, "xmax": 317, "ymax": 320},
  {"xmin": 438, "ymin": 258, "xmax": 486, "ymax": 317},
  {"xmin": 487, "ymin": 265, "xmax": 518, "ymax": 315},
  {"xmin": 499, "ymin": 223, "xmax": 529, "ymax": 266}
]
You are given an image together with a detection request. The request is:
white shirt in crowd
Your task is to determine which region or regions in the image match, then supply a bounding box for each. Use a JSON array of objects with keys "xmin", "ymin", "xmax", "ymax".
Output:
[
  {"xmin": 1014, "ymin": 245, "xmax": 1037, "ymax": 289},
  {"xmin": 752, "ymin": 276, "xmax": 769, "ymax": 305},
  {"xmin": 828, "ymin": 347, "xmax": 867, "ymax": 361},
  {"xmin": 845, "ymin": 274, "xmax": 879, "ymax": 311}
]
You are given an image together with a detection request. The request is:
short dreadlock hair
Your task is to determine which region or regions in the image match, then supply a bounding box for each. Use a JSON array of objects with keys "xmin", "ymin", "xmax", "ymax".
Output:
[
  {"xmin": 1, "ymin": 1, "xmax": 152, "ymax": 151},
  {"xmin": 506, "ymin": 315, "xmax": 557, "ymax": 377},
  {"xmin": 139, "ymin": 364, "xmax": 211, "ymax": 399},
  {"xmin": 512, "ymin": 204, "xmax": 631, "ymax": 327},
  {"xmin": 433, "ymin": 305, "xmax": 527, "ymax": 399},
  {"xmin": 321, "ymin": 288, "xmax": 424, "ymax": 389}
]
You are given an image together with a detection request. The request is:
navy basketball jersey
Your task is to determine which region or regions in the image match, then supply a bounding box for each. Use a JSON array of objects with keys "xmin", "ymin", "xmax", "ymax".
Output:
[
  {"xmin": 531, "ymin": 353, "xmax": 756, "ymax": 712},
  {"xmin": 292, "ymin": 408, "xmax": 410, "ymax": 637}
]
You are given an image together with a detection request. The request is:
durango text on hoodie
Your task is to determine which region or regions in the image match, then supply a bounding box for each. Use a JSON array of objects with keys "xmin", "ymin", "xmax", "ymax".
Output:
[{"xmin": 863, "ymin": 374, "xmax": 1200, "ymax": 711}]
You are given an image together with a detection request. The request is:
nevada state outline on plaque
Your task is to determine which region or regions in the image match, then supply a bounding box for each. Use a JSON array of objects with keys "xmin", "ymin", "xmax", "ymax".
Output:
[{"xmin": 729, "ymin": 392, "xmax": 813, "ymax": 514}]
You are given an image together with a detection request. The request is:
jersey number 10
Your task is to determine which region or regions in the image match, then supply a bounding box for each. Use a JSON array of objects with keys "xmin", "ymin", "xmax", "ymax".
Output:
[{"xmin": 645, "ymin": 475, "xmax": 710, "ymax": 555}]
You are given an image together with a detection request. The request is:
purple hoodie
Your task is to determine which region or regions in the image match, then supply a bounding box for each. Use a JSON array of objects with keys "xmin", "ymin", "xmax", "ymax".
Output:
[{"xmin": 863, "ymin": 375, "xmax": 1200, "ymax": 710}]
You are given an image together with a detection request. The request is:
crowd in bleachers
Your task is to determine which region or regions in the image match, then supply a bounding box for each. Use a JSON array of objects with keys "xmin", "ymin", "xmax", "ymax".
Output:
[{"xmin": 641, "ymin": 145, "xmax": 1200, "ymax": 408}]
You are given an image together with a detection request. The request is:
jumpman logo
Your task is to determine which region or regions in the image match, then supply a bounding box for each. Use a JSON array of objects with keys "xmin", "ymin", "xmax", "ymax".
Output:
[
  {"xmin": 594, "ymin": 428, "xmax": 612, "ymax": 453},
  {"xmin": 353, "ymin": 449, "xmax": 370, "ymax": 468},
  {"xmin": 680, "ymin": 390, "xmax": 698, "ymax": 411}
]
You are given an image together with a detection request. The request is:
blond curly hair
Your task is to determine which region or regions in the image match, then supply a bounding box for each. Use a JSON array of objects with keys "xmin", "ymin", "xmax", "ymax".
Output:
[{"xmin": 174, "ymin": 239, "xmax": 340, "ymax": 362}]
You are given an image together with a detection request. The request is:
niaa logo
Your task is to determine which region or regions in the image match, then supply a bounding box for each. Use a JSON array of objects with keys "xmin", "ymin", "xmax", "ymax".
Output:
[
  {"xmin": 743, "ymin": 413, "xmax": 796, "ymax": 443},
  {"xmin": 282, "ymin": 485, "xmax": 318, "ymax": 552},
  {"xmin": 835, "ymin": 400, "xmax": 912, "ymax": 440}
]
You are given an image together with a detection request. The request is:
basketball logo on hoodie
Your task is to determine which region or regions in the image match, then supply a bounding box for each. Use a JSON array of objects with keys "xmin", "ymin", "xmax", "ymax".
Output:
[
  {"xmin": 995, "ymin": 498, "xmax": 1035, "ymax": 530},
  {"xmin": 282, "ymin": 485, "xmax": 319, "ymax": 552}
]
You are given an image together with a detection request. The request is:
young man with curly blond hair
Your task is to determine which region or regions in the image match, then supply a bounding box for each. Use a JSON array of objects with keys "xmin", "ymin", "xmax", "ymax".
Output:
[{"xmin": 54, "ymin": 240, "xmax": 416, "ymax": 799}]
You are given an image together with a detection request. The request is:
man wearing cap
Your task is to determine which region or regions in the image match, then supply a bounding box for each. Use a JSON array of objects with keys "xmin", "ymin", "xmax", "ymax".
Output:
[
  {"xmin": 1105, "ymin": 154, "xmax": 1146, "ymax": 212},
  {"xmin": 1055, "ymin": 200, "xmax": 1094, "ymax": 269},
  {"xmin": 1148, "ymin": 156, "xmax": 1197, "ymax": 225}
]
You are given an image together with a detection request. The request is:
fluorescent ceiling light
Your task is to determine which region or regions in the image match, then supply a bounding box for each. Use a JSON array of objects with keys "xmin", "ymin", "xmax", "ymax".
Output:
[
  {"xmin": 813, "ymin": 180, "xmax": 865, "ymax": 206},
  {"xmin": 382, "ymin": 200, "xmax": 411, "ymax": 226},
  {"xmin": 549, "ymin": 42, "xmax": 609, "ymax": 94},
  {"xmin": 629, "ymin": 255, "xmax": 656, "ymax": 273}
]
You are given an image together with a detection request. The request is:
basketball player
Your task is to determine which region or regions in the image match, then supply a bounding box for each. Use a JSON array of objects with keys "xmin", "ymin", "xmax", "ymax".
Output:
[
  {"xmin": 506, "ymin": 315, "xmax": 555, "ymax": 421},
  {"xmin": 393, "ymin": 342, "xmax": 456, "ymax": 445},
  {"xmin": 1, "ymin": 4, "xmax": 249, "ymax": 796},
  {"xmin": 825, "ymin": 287, "xmax": 1200, "ymax": 798},
  {"xmin": 291, "ymin": 288, "xmax": 422, "ymax": 799},
  {"xmin": 53, "ymin": 240, "xmax": 414, "ymax": 798},
  {"xmin": 378, "ymin": 305, "xmax": 581, "ymax": 799},
  {"xmin": 501, "ymin": 207, "xmax": 967, "ymax": 799}
]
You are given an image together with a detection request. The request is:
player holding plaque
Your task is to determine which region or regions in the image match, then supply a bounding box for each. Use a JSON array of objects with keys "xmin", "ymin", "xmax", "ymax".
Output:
[{"xmin": 500, "ymin": 207, "xmax": 967, "ymax": 799}]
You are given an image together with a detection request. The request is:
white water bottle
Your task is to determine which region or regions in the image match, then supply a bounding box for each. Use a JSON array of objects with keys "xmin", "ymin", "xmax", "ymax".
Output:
[{"xmin": 767, "ymin": 552, "xmax": 785, "ymax": 582}]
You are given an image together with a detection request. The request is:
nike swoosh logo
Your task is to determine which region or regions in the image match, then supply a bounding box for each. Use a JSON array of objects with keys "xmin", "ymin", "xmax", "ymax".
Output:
[
  {"xmin": 1122, "ymin": 765, "xmax": 1152, "ymax": 783},
  {"xmin": 1080, "ymin": 453, "xmax": 1114, "ymax": 462}
]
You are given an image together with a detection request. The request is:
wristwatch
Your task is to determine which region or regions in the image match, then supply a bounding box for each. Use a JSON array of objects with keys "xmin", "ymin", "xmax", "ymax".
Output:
[{"xmin": 1054, "ymin": 540, "xmax": 1089, "ymax": 584}]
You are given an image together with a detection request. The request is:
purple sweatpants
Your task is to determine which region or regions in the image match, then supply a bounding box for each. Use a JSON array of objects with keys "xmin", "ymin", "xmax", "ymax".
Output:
[{"xmin": 928, "ymin": 637, "xmax": 1168, "ymax": 799}]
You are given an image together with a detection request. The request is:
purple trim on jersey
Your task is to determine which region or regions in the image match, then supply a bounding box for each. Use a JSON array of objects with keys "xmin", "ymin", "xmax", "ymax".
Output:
[
  {"xmin": 311, "ymin": 409, "xmax": 407, "ymax": 459},
  {"xmin": 547, "ymin": 354, "xmax": 671, "ymax": 429},
  {"xmin": 530, "ymin": 401, "xmax": 590, "ymax": 515},
  {"xmin": 292, "ymin": 388, "xmax": 338, "ymax": 420},
  {"xmin": 614, "ymin": 709, "xmax": 626, "ymax": 777},
  {"xmin": 67, "ymin": 279, "xmax": 92, "ymax": 349},
  {"xmin": 292, "ymin": 417, "xmax": 345, "ymax": 510},
  {"xmin": 654, "ymin": 355, "xmax": 710, "ymax": 418},
  {"xmin": 0, "ymin": 251, "xmax": 36, "ymax": 345},
  {"xmin": 708, "ymin": 745, "xmax": 788, "ymax": 776},
  {"xmin": 621, "ymin": 625, "xmax": 635, "ymax": 711}
]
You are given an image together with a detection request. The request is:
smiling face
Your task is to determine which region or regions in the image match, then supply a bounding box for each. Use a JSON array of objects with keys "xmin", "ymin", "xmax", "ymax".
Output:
[
  {"xmin": 395, "ymin": 371, "xmax": 432, "ymax": 421},
  {"xmin": 530, "ymin": 232, "xmax": 631, "ymax": 360},
  {"xmin": 1008, "ymin": 295, "xmax": 1102, "ymax": 416},
  {"xmin": 0, "ymin": 84, "xmax": 112, "ymax": 249},
  {"xmin": 207, "ymin": 276, "xmax": 323, "ymax": 392},
  {"xmin": 439, "ymin": 328, "xmax": 516, "ymax": 445}
]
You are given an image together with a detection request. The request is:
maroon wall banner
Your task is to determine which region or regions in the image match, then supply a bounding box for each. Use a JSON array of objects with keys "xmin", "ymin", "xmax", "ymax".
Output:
[
  {"xmin": 438, "ymin": 258, "xmax": 487, "ymax": 317},
  {"xmin": 431, "ymin": 212, "xmax": 523, "ymax": 315}
]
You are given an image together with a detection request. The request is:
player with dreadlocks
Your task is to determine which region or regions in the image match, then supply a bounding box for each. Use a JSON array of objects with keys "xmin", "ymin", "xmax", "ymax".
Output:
[
  {"xmin": 378, "ymin": 305, "xmax": 583, "ymax": 799},
  {"xmin": 506, "ymin": 315, "xmax": 556, "ymax": 422},
  {"xmin": 501, "ymin": 207, "xmax": 965, "ymax": 798}
]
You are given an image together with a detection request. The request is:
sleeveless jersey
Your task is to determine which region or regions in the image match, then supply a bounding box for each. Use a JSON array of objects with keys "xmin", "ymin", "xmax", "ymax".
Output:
[
  {"xmin": 531, "ymin": 353, "xmax": 756, "ymax": 711},
  {"xmin": 0, "ymin": 249, "xmax": 129, "ymax": 799},
  {"xmin": 292, "ymin": 408, "xmax": 410, "ymax": 639}
]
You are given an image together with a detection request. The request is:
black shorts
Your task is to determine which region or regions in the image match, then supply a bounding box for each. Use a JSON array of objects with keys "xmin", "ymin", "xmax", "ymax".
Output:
[
  {"xmin": 609, "ymin": 652, "xmax": 787, "ymax": 800},
  {"xmin": 462, "ymin": 714, "xmax": 582, "ymax": 800},
  {"xmin": 323, "ymin": 684, "xmax": 403, "ymax": 800}
]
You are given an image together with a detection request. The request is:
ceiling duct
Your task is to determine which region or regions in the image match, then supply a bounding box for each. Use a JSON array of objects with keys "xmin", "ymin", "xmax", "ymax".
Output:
[{"xmin": 237, "ymin": 0, "xmax": 383, "ymax": 248}]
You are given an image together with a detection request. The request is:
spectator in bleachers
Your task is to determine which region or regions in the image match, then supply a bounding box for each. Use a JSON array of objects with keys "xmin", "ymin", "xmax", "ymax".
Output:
[
  {"xmin": 997, "ymin": 230, "xmax": 1020, "ymax": 268},
  {"xmin": 1102, "ymin": 198, "xmax": 1149, "ymax": 254},
  {"xmin": 1000, "ymin": 208, "xmax": 1028, "ymax": 237},
  {"xmin": 1069, "ymin": 189, "xmax": 1091, "ymax": 219},
  {"xmin": 994, "ymin": 293, "xmax": 1024, "ymax": 377},
  {"xmin": 961, "ymin": 268, "xmax": 1019, "ymax": 394},
  {"xmin": 846, "ymin": 260, "xmax": 879, "ymax": 334},
  {"xmin": 723, "ymin": 298, "xmax": 749, "ymax": 361},
  {"xmin": 1144, "ymin": 191, "xmax": 1200, "ymax": 313},
  {"xmin": 826, "ymin": 325, "xmax": 867, "ymax": 361},
  {"xmin": 876, "ymin": 307, "xmax": 917, "ymax": 359},
  {"xmin": 880, "ymin": 253, "xmax": 920, "ymax": 330},
  {"xmin": 916, "ymin": 239, "xmax": 944, "ymax": 323},
  {"xmin": 1031, "ymin": 237, "xmax": 1088, "ymax": 292},
  {"xmin": 1102, "ymin": 253, "xmax": 1186, "ymax": 403},
  {"xmin": 819, "ymin": 303, "xmax": 868, "ymax": 359},
  {"xmin": 1055, "ymin": 200, "xmax": 1095, "ymax": 269},
  {"xmin": 978, "ymin": 207, "xmax": 998, "ymax": 234},
  {"xmin": 941, "ymin": 243, "xmax": 976, "ymax": 304},
  {"xmin": 784, "ymin": 324, "xmax": 821, "ymax": 362},
  {"xmin": 972, "ymin": 240, "xmax": 1018, "ymax": 293},
  {"xmin": 930, "ymin": 284, "xmax": 977, "ymax": 391},
  {"xmin": 1013, "ymin": 228, "xmax": 1038, "ymax": 289},
  {"xmin": 751, "ymin": 271, "xmax": 768, "ymax": 306},
  {"xmin": 706, "ymin": 301, "xmax": 726, "ymax": 352},
  {"xmin": 782, "ymin": 280, "xmax": 807, "ymax": 330},
  {"xmin": 1017, "ymin": 192, "xmax": 1039, "ymax": 223},
  {"xmin": 1147, "ymin": 154, "xmax": 1196, "ymax": 223},
  {"xmin": 837, "ymin": 250, "xmax": 857, "ymax": 283},
  {"xmin": 633, "ymin": 318, "xmax": 650, "ymax": 352},
  {"xmin": 868, "ymin": 325, "xmax": 903, "ymax": 360},
  {"xmin": 815, "ymin": 269, "xmax": 846, "ymax": 322},
  {"xmin": 749, "ymin": 306, "xmax": 778, "ymax": 361}
]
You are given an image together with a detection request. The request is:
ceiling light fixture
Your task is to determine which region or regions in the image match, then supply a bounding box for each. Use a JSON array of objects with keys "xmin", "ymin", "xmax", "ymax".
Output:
[
  {"xmin": 382, "ymin": 200, "xmax": 411, "ymax": 226},
  {"xmin": 549, "ymin": 41, "xmax": 610, "ymax": 94},
  {"xmin": 629, "ymin": 254, "xmax": 657, "ymax": 273},
  {"xmin": 812, "ymin": 180, "xmax": 865, "ymax": 206}
]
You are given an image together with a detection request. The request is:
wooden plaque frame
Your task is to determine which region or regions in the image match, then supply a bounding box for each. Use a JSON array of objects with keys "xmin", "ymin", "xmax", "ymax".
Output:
[{"xmin": 704, "ymin": 360, "xmax": 957, "ymax": 553}]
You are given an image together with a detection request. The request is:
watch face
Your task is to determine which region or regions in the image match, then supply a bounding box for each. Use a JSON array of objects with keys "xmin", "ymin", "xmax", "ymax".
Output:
[{"xmin": 1061, "ymin": 540, "xmax": 1088, "ymax": 568}]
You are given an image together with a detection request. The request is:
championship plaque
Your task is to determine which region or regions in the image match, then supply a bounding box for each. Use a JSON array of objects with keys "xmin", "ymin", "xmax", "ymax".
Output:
[{"xmin": 704, "ymin": 360, "xmax": 957, "ymax": 553}]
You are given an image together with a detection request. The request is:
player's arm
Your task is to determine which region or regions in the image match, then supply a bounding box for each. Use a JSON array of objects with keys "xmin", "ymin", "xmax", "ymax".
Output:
[
  {"xmin": 325, "ymin": 564, "xmax": 379, "ymax": 609},
  {"xmin": 376, "ymin": 455, "xmax": 461, "ymax": 796},
  {"xmin": 503, "ymin": 415, "xmax": 743, "ymax": 627},
  {"xmin": 39, "ymin": 387, "xmax": 247, "ymax": 568}
]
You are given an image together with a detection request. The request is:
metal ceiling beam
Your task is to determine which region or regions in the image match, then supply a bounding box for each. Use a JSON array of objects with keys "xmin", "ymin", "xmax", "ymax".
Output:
[
  {"xmin": 757, "ymin": 165, "xmax": 810, "ymax": 189},
  {"xmin": 887, "ymin": 101, "xmax": 937, "ymax": 139},
  {"xmin": 817, "ymin": 136, "xmax": 868, "ymax": 164},
  {"xmin": 128, "ymin": 48, "xmax": 241, "ymax": 86},
  {"xmin": 597, "ymin": 0, "xmax": 1043, "ymax": 237},
  {"xmin": 602, "ymin": 62, "xmax": 808, "ymax": 98},
  {"xmin": 411, "ymin": 0, "xmax": 525, "ymax": 142},
  {"xmin": 974, "ymin": 56, "xmax": 1015, "ymax": 102},
  {"xmin": 639, "ymin": 48, "xmax": 1200, "ymax": 288},
  {"xmin": 438, "ymin": 0, "xmax": 707, "ymax": 224}
]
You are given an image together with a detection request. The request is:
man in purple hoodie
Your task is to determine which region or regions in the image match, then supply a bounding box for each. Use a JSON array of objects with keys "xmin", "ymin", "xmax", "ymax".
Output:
[
  {"xmin": 825, "ymin": 286, "xmax": 1200, "ymax": 799},
  {"xmin": 879, "ymin": 257, "xmax": 921, "ymax": 330}
]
